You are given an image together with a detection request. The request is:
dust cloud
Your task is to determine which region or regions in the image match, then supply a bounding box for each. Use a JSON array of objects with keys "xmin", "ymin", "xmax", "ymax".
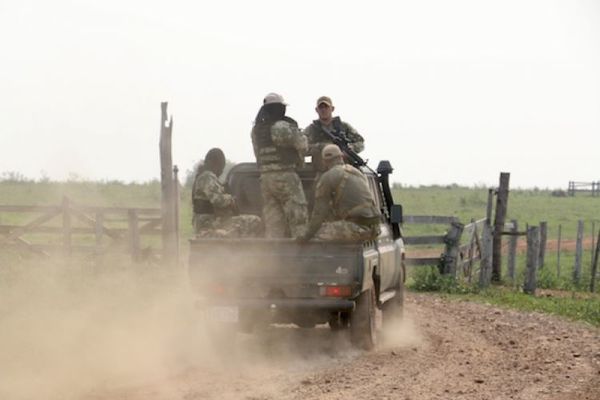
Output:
[
  {"xmin": 0, "ymin": 259, "xmax": 215, "ymax": 400},
  {"xmin": 0, "ymin": 256, "xmax": 422, "ymax": 400}
]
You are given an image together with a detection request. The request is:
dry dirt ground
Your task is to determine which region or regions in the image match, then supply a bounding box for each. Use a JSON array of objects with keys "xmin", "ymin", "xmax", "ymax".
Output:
[{"xmin": 87, "ymin": 293, "xmax": 600, "ymax": 400}]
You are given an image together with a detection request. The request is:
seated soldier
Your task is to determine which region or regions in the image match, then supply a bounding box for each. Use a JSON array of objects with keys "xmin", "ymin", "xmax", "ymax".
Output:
[
  {"xmin": 297, "ymin": 144, "xmax": 381, "ymax": 242},
  {"xmin": 192, "ymin": 148, "xmax": 263, "ymax": 238}
]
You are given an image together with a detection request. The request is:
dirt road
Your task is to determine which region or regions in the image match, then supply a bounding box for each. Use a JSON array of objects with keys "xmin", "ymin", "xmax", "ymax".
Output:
[{"xmin": 87, "ymin": 293, "xmax": 600, "ymax": 400}]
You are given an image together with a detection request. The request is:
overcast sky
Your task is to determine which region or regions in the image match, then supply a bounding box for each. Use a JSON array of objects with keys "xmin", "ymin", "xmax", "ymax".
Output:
[{"xmin": 1, "ymin": 0, "xmax": 598, "ymax": 188}]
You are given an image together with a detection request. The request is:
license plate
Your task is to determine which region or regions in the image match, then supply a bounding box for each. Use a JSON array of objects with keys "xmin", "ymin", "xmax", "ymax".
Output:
[{"xmin": 206, "ymin": 306, "xmax": 239, "ymax": 323}]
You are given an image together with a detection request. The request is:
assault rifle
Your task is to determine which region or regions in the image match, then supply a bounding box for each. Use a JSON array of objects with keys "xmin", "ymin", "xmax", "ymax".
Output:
[{"xmin": 322, "ymin": 123, "xmax": 366, "ymax": 168}]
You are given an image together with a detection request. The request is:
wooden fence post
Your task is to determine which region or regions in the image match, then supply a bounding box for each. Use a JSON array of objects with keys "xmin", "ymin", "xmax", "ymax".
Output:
[
  {"xmin": 479, "ymin": 189, "xmax": 494, "ymax": 288},
  {"xmin": 507, "ymin": 220, "xmax": 518, "ymax": 282},
  {"xmin": 479, "ymin": 222, "xmax": 493, "ymax": 288},
  {"xmin": 539, "ymin": 221, "xmax": 547, "ymax": 268},
  {"xmin": 557, "ymin": 224, "xmax": 562, "ymax": 278},
  {"xmin": 62, "ymin": 196, "xmax": 72, "ymax": 256},
  {"xmin": 441, "ymin": 221, "xmax": 464, "ymax": 277},
  {"xmin": 128, "ymin": 209, "xmax": 141, "ymax": 262},
  {"xmin": 591, "ymin": 221, "xmax": 596, "ymax": 265},
  {"xmin": 492, "ymin": 172, "xmax": 510, "ymax": 282},
  {"xmin": 573, "ymin": 220, "xmax": 583, "ymax": 285},
  {"xmin": 524, "ymin": 226, "xmax": 540, "ymax": 295},
  {"xmin": 591, "ymin": 229, "xmax": 600, "ymax": 293},
  {"xmin": 159, "ymin": 102, "xmax": 177, "ymax": 265}
]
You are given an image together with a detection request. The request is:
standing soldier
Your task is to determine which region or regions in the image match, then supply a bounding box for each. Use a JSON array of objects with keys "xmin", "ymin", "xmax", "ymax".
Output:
[
  {"xmin": 192, "ymin": 148, "xmax": 262, "ymax": 237},
  {"xmin": 251, "ymin": 93, "xmax": 308, "ymax": 237},
  {"xmin": 297, "ymin": 144, "xmax": 381, "ymax": 242},
  {"xmin": 304, "ymin": 96, "xmax": 365, "ymax": 172}
]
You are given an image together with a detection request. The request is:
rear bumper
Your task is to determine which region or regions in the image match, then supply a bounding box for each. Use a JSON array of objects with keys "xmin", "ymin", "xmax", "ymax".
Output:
[{"xmin": 205, "ymin": 297, "xmax": 356, "ymax": 311}]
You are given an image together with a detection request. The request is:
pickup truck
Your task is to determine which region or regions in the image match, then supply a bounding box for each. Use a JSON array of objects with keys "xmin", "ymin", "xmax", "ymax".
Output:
[{"xmin": 188, "ymin": 160, "xmax": 405, "ymax": 350}]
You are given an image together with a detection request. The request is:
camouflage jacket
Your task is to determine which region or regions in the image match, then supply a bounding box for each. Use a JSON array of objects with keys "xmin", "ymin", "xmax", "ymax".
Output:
[
  {"xmin": 192, "ymin": 170, "xmax": 234, "ymax": 217},
  {"xmin": 304, "ymin": 117, "xmax": 364, "ymax": 171},
  {"xmin": 251, "ymin": 119, "xmax": 308, "ymax": 173},
  {"xmin": 303, "ymin": 163, "xmax": 380, "ymax": 240}
]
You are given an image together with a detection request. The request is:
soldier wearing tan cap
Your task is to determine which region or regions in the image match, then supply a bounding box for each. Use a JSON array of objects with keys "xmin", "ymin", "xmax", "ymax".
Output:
[
  {"xmin": 304, "ymin": 96, "xmax": 365, "ymax": 172},
  {"xmin": 297, "ymin": 144, "xmax": 380, "ymax": 242},
  {"xmin": 251, "ymin": 92, "xmax": 308, "ymax": 238}
]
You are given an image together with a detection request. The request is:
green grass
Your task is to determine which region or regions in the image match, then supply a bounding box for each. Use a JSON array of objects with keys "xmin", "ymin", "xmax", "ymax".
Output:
[
  {"xmin": 394, "ymin": 185, "xmax": 600, "ymax": 239},
  {"xmin": 449, "ymin": 288, "xmax": 600, "ymax": 327},
  {"xmin": 408, "ymin": 265, "xmax": 600, "ymax": 326}
]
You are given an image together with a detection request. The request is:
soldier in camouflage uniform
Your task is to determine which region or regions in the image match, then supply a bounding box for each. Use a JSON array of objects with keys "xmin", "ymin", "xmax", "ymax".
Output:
[
  {"xmin": 297, "ymin": 144, "xmax": 381, "ymax": 242},
  {"xmin": 304, "ymin": 96, "xmax": 365, "ymax": 172},
  {"xmin": 251, "ymin": 93, "xmax": 308, "ymax": 238},
  {"xmin": 192, "ymin": 148, "xmax": 263, "ymax": 238}
]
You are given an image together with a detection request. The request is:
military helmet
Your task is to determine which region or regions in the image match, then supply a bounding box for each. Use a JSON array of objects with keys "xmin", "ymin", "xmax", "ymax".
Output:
[
  {"xmin": 263, "ymin": 92, "xmax": 287, "ymax": 105},
  {"xmin": 321, "ymin": 144, "xmax": 343, "ymax": 161}
]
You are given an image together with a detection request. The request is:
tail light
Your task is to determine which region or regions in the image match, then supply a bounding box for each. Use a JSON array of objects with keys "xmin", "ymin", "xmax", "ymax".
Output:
[{"xmin": 320, "ymin": 285, "xmax": 352, "ymax": 297}]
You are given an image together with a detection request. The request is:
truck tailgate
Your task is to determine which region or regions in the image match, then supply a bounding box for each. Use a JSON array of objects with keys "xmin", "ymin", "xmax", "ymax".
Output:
[{"xmin": 188, "ymin": 238, "xmax": 365, "ymax": 300}]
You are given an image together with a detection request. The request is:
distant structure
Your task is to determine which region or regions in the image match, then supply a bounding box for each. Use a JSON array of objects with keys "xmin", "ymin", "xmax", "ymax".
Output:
[{"xmin": 568, "ymin": 181, "xmax": 600, "ymax": 197}]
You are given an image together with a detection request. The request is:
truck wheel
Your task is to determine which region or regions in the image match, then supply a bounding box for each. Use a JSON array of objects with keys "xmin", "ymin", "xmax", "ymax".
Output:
[{"xmin": 350, "ymin": 287, "xmax": 378, "ymax": 350}]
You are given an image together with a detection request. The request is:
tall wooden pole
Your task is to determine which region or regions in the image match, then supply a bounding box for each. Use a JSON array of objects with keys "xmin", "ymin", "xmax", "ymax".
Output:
[
  {"xmin": 492, "ymin": 173, "xmax": 510, "ymax": 282},
  {"xmin": 159, "ymin": 102, "xmax": 177, "ymax": 264}
]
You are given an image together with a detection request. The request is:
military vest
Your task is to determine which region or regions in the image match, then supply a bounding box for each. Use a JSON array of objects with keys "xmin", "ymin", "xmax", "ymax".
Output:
[
  {"xmin": 332, "ymin": 164, "xmax": 380, "ymax": 222},
  {"xmin": 253, "ymin": 116, "xmax": 300, "ymax": 170},
  {"xmin": 310, "ymin": 116, "xmax": 347, "ymax": 142}
]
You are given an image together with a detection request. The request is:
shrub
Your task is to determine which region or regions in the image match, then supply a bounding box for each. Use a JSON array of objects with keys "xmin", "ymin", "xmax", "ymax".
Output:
[{"xmin": 410, "ymin": 266, "xmax": 476, "ymax": 294}]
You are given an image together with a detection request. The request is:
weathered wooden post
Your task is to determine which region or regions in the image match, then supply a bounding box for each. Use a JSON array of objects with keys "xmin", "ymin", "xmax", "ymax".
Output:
[
  {"xmin": 591, "ymin": 221, "xmax": 596, "ymax": 264},
  {"xmin": 591, "ymin": 229, "xmax": 600, "ymax": 293},
  {"xmin": 62, "ymin": 196, "xmax": 72, "ymax": 256},
  {"xmin": 507, "ymin": 220, "xmax": 518, "ymax": 282},
  {"xmin": 539, "ymin": 221, "xmax": 547, "ymax": 268},
  {"xmin": 159, "ymin": 102, "xmax": 177, "ymax": 265},
  {"xmin": 524, "ymin": 226, "xmax": 540, "ymax": 295},
  {"xmin": 128, "ymin": 209, "xmax": 141, "ymax": 262},
  {"xmin": 479, "ymin": 189, "xmax": 494, "ymax": 288},
  {"xmin": 573, "ymin": 220, "xmax": 583, "ymax": 285},
  {"xmin": 556, "ymin": 224, "xmax": 562, "ymax": 277},
  {"xmin": 492, "ymin": 172, "xmax": 510, "ymax": 282},
  {"xmin": 441, "ymin": 221, "xmax": 464, "ymax": 277}
]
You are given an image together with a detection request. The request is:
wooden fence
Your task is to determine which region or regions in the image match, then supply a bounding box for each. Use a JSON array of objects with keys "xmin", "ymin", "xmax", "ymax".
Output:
[
  {"xmin": 568, "ymin": 181, "xmax": 600, "ymax": 197},
  {"xmin": 0, "ymin": 196, "xmax": 163, "ymax": 261},
  {"xmin": 403, "ymin": 214, "xmax": 600, "ymax": 294}
]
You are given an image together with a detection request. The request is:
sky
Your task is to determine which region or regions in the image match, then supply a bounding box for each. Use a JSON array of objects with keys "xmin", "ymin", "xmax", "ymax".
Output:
[{"xmin": 1, "ymin": 0, "xmax": 599, "ymax": 188}]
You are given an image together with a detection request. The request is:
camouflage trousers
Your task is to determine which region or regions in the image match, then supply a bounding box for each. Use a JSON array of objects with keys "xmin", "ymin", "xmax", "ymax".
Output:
[
  {"xmin": 193, "ymin": 214, "xmax": 263, "ymax": 238},
  {"xmin": 260, "ymin": 171, "xmax": 308, "ymax": 238},
  {"xmin": 313, "ymin": 221, "xmax": 380, "ymax": 242}
]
